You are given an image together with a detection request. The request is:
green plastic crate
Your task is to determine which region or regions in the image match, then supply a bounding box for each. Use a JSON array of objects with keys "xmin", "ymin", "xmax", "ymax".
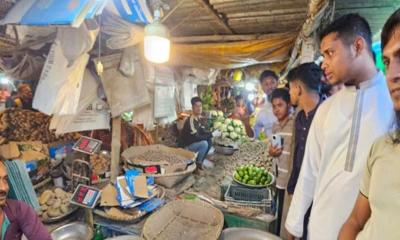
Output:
[{"xmin": 223, "ymin": 212, "xmax": 275, "ymax": 232}]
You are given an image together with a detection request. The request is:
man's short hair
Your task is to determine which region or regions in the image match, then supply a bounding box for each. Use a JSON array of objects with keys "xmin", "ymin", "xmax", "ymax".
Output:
[
  {"xmin": 382, "ymin": 8, "xmax": 400, "ymax": 51},
  {"xmin": 235, "ymin": 95, "xmax": 243, "ymax": 102},
  {"xmin": 319, "ymin": 13, "xmax": 373, "ymax": 53},
  {"xmin": 259, "ymin": 70, "xmax": 278, "ymax": 83},
  {"xmin": 271, "ymin": 88, "xmax": 290, "ymax": 104},
  {"xmin": 191, "ymin": 96, "xmax": 202, "ymax": 106},
  {"xmin": 287, "ymin": 62, "xmax": 322, "ymax": 92}
]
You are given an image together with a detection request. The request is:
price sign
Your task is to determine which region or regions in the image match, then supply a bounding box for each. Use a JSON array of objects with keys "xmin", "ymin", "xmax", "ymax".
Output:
[
  {"xmin": 70, "ymin": 184, "xmax": 101, "ymax": 209},
  {"xmin": 72, "ymin": 136, "xmax": 102, "ymax": 155}
]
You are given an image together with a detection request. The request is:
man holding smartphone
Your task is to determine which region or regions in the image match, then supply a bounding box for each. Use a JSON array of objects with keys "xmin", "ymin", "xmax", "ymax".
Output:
[{"xmin": 268, "ymin": 88, "xmax": 294, "ymax": 237}]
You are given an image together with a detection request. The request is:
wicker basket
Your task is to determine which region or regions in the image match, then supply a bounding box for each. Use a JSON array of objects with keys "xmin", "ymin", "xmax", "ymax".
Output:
[{"xmin": 142, "ymin": 200, "xmax": 224, "ymax": 240}]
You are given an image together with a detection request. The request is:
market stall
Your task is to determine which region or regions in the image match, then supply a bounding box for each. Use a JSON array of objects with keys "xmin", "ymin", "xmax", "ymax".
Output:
[{"xmin": 0, "ymin": 0, "xmax": 396, "ymax": 239}]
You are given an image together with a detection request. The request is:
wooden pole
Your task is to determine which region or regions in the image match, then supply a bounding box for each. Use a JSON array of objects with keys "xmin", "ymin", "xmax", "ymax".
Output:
[{"xmin": 110, "ymin": 117, "xmax": 121, "ymax": 183}]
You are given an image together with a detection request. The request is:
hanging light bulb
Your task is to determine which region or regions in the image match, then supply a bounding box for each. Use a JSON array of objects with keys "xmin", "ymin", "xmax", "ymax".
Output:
[{"xmin": 144, "ymin": 8, "xmax": 170, "ymax": 64}]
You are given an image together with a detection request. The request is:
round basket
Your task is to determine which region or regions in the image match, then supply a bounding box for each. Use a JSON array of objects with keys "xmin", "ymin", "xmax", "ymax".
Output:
[
  {"xmin": 124, "ymin": 163, "xmax": 196, "ymax": 188},
  {"xmin": 142, "ymin": 200, "xmax": 224, "ymax": 240}
]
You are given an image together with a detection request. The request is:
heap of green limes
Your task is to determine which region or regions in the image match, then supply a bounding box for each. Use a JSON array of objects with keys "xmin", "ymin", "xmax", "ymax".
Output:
[{"xmin": 234, "ymin": 164, "xmax": 273, "ymax": 186}]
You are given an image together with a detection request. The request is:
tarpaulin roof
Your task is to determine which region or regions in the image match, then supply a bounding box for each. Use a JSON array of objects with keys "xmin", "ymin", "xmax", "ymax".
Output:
[{"xmin": 169, "ymin": 32, "xmax": 296, "ymax": 69}]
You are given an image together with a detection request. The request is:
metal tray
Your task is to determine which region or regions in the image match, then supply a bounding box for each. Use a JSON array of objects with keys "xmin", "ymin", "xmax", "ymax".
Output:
[{"xmin": 51, "ymin": 222, "xmax": 93, "ymax": 240}]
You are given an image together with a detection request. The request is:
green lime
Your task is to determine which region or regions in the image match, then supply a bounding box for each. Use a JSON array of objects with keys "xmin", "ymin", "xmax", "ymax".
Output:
[
  {"xmin": 248, "ymin": 180, "xmax": 256, "ymax": 185},
  {"xmin": 234, "ymin": 172, "xmax": 241, "ymax": 180}
]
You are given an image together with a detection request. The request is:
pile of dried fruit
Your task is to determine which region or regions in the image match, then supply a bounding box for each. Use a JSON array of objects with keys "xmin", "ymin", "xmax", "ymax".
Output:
[
  {"xmin": 39, "ymin": 188, "xmax": 73, "ymax": 220},
  {"xmin": 90, "ymin": 153, "xmax": 110, "ymax": 175},
  {"xmin": 0, "ymin": 109, "xmax": 79, "ymax": 144}
]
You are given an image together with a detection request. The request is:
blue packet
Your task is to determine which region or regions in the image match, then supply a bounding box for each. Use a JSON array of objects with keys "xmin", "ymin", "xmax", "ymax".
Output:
[{"xmin": 138, "ymin": 198, "xmax": 165, "ymax": 213}]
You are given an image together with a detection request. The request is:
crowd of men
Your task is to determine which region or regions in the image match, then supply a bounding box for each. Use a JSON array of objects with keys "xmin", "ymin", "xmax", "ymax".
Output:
[{"xmin": 180, "ymin": 8, "xmax": 400, "ymax": 240}]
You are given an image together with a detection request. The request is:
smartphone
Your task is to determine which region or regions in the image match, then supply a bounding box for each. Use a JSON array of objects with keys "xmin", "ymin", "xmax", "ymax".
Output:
[{"xmin": 272, "ymin": 134, "xmax": 283, "ymax": 148}]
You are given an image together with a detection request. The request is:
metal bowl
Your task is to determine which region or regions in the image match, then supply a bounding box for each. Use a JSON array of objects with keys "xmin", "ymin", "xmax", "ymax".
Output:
[
  {"xmin": 51, "ymin": 222, "xmax": 93, "ymax": 240},
  {"xmin": 215, "ymin": 145, "xmax": 237, "ymax": 155},
  {"xmin": 232, "ymin": 171, "xmax": 275, "ymax": 188},
  {"xmin": 220, "ymin": 228, "xmax": 281, "ymax": 240}
]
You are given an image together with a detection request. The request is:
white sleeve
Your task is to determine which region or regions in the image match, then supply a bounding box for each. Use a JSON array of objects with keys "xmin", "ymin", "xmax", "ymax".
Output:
[
  {"xmin": 253, "ymin": 111, "xmax": 265, "ymax": 138},
  {"xmin": 285, "ymin": 110, "xmax": 322, "ymax": 237}
]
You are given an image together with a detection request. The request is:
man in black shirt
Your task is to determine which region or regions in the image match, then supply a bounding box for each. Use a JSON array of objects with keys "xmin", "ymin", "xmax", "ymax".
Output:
[
  {"xmin": 286, "ymin": 62, "xmax": 322, "ymax": 239},
  {"xmin": 179, "ymin": 97, "xmax": 221, "ymax": 169}
]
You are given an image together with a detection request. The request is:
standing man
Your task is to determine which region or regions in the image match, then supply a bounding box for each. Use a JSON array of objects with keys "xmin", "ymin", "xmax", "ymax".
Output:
[
  {"xmin": 179, "ymin": 97, "xmax": 221, "ymax": 170},
  {"xmin": 253, "ymin": 70, "xmax": 279, "ymax": 139},
  {"xmin": 0, "ymin": 162, "xmax": 51, "ymax": 240},
  {"xmin": 286, "ymin": 62, "xmax": 323, "ymax": 239},
  {"xmin": 339, "ymin": 8, "xmax": 400, "ymax": 240},
  {"xmin": 268, "ymin": 88, "xmax": 294, "ymax": 238},
  {"xmin": 285, "ymin": 14, "xmax": 394, "ymax": 240}
]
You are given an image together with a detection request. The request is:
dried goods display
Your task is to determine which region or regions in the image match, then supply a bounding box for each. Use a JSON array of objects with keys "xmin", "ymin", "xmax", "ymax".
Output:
[
  {"xmin": 0, "ymin": 109, "xmax": 79, "ymax": 144},
  {"xmin": 131, "ymin": 149, "xmax": 187, "ymax": 165},
  {"xmin": 104, "ymin": 207, "xmax": 145, "ymax": 221},
  {"xmin": 39, "ymin": 188, "xmax": 74, "ymax": 221},
  {"xmin": 223, "ymin": 141, "xmax": 273, "ymax": 174},
  {"xmin": 90, "ymin": 153, "xmax": 110, "ymax": 175}
]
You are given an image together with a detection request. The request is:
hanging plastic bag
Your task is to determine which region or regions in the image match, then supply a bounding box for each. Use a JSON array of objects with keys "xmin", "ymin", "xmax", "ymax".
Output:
[
  {"xmin": 100, "ymin": 53, "xmax": 150, "ymax": 117},
  {"xmin": 57, "ymin": 22, "xmax": 99, "ymax": 63},
  {"xmin": 102, "ymin": 11, "xmax": 144, "ymax": 50},
  {"xmin": 0, "ymin": 53, "xmax": 45, "ymax": 81},
  {"xmin": 33, "ymin": 40, "xmax": 89, "ymax": 115},
  {"xmin": 119, "ymin": 46, "xmax": 136, "ymax": 77}
]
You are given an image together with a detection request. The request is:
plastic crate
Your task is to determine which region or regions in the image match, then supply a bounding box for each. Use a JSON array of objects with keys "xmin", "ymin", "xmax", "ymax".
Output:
[
  {"xmin": 226, "ymin": 184, "xmax": 271, "ymax": 202},
  {"xmin": 223, "ymin": 212, "xmax": 274, "ymax": 232},
  {"xmin": 224, "ymin": 184, "xmax": 275, "ymax": 214}
]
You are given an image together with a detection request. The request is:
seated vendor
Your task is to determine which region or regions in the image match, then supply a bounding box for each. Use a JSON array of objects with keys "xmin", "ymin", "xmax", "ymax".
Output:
[
  {"xmin": 179, "ymin": 97, "xmax": 221, "ymax": 170},
  {"xmin": 0, "ymin": 162, "xmax": 51, "ymax": 240}
]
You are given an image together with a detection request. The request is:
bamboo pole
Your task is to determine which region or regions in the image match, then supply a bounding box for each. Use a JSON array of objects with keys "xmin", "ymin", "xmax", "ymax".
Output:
[{"xmin": 110, "ymin": 117, "xmax": 121, "ymax": 183}]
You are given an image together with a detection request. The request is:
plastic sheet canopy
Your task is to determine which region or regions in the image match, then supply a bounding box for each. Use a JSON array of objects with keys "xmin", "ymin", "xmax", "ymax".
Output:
[{"xmin": 169, "ymin": 33, "xmax": 297, "ymax": 69}]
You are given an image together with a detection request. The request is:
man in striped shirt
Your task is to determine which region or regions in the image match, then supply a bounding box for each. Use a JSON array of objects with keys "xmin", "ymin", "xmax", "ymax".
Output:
[{"xmin": 268, "ymin": 88, "xmax": 294, "ymax": 238}]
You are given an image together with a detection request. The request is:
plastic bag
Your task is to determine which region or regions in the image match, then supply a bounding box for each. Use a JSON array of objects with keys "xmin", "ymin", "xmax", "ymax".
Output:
[
  {"xmin": 57, "ymin": 22, "xmax": 99, "ymax": 63},
  {"xmin": 0, "ymin": 53, "xmax": 45, "ymax": 81},
  {"xmin": 100, "ymin": 54, "xmax": 150, "ymax": 117},
  {"xmin": 102, "ymin": 11, "xmax": 144, "ymax": 49},
  {"xmin": 33, "ymin": 40, "xmax": 89, "ymax": 115},
  {"xmin": 119, "ymin": 46, "xmax": 136, "ymax": 77}
]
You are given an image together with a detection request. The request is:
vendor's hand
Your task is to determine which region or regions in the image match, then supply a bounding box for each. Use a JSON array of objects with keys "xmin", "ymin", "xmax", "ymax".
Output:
[
  {"xmin": 269, "ymin": 145, "xmax": 283, "ymax": 157},
  {"xmin": 212, "ymin": 130, "xmax": 222, "ymax": 138}
]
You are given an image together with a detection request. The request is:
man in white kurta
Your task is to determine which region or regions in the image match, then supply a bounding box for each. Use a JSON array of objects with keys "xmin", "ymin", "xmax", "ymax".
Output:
[{"xmin": 285, "ymin": 71, "xmax": 394, "ymax": 239}]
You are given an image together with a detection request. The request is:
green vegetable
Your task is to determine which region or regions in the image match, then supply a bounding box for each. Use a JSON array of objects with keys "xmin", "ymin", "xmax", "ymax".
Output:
[{"xmin": 229, "ymin": 132, "xmax": 238, "ymax": 140}]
